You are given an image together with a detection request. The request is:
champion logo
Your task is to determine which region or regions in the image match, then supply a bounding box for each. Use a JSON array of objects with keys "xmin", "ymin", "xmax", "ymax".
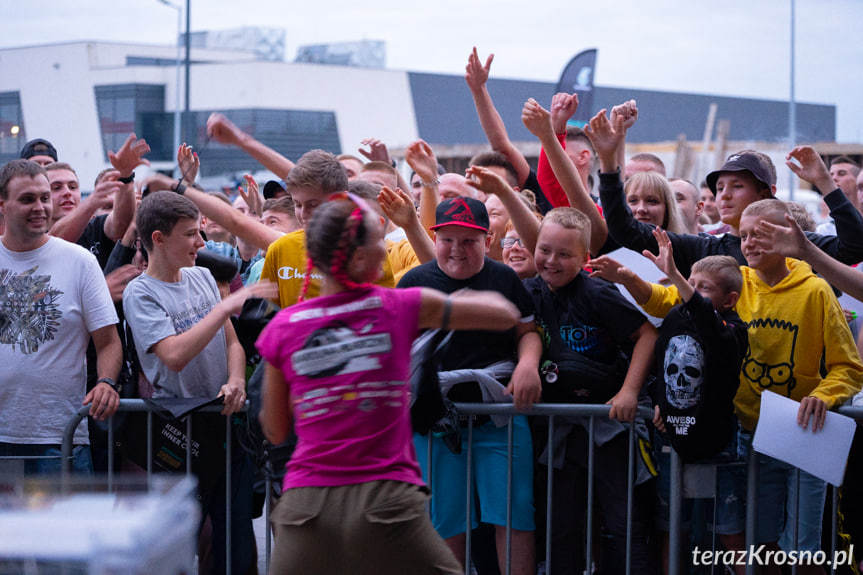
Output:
[{"xmin": 444, "ymin": 198, "xmax": 476, "ymax": 225}]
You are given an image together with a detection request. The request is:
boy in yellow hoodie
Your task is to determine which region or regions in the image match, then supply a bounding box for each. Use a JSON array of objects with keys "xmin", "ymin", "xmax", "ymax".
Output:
[{"xmin": 593, "ymin": 199, "xmax": 863, "ymax": 570}]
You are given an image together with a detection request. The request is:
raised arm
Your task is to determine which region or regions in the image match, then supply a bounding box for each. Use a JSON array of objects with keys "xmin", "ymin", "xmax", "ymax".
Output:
[
  {"xmin": 405, "ymin": 140, "xmax": 440, "ymax": 237},
  {"xmin": 417, "ymin": 287, "xmax": 520, "ymax": 331},
  {"xmin": 49, "ymin": 173, "xmax": 123, "ymax": 242},
  {"xmin": 379, "ymin": 185, "xmax": 435, "ymax": 263},
  {"xmin": 465, "ymin": 47, "xmax": 531, "ymax": 187},
  {"xmin": 522, "ymin": 98, "xmax": 607, "ymax": 254},
  {"xmin": 537, "ymin": 92, "xmax": 579, "ymax": 209},
  {"xmin": 755, "ymin": 213, "xmax": 863, "ymax": 301},
  {"xmin": 465, "ymin": 165, "xmax": 540, "ymax": 254},
  {"xmin": 151, "ymin": 281, "xmax": 277, "ymax": 373},
  {"xmin": 207, "ymin": 113, "xmax": 295, "ymax": 179},
  {"xmin": 642, "ymin": 228, "xmax": 694, "ymax": 302},
  {"xmin": 359, "ymin": 138, "xmax": 411, "ymax": 192},
  {"xmin": 588, "ymin": 254, "xmax": 655, "ymax": 305},
  {"xmin": 787, "ymin": 146, "xmax": 863, "ymax": 265},
  {"xmin": 104, "ymin": 133, "xmax": 150, "ymax": 240}
]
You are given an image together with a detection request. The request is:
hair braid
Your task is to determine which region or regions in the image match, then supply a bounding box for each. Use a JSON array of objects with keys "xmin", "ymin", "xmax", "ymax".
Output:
[
  {"xmin": 329, "ymin": 207, "xmax": 370, "ymax": 291},
  {"xmin": 297, "ymin": 255, "xmax": 315, "ymax": 303}
]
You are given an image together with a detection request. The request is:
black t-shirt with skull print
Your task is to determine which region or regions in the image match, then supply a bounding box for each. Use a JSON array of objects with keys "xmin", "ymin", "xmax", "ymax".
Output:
[{"xmin": 654, "ymin": 290, "xmax": 749, "ymax": 462}]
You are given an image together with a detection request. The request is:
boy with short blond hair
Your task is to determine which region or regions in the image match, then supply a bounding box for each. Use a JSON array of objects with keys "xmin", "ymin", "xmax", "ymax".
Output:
[
  {"xmin": 605, "ymin": 199, "xmax": 863, "ymax": 567},
  {"xmin": 525, "ymin": 206, "xmax": 659, "ymax": 573}
]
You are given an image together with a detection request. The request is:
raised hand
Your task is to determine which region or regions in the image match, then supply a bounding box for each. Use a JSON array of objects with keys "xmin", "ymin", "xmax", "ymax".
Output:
[
  {"xmin": 177, "ymin": 143, "xmax": 199, "ymax": 183},
  {"xmin": 751, "ymin": 213, "xmax": 807, "ymax": 258},
  {"xmin": 584, "ymin": 109, "xmax": 625, "ymax": 167},
  {"xmin": 521, "ymin": 98, "xmax": 554, "ymax": 139},
  {"xmin": 358, "ymin": 138, "xmax": 392, "ymax": 164},
  {"xmin": 587, "ymin": 255, "xmax": 633, "ymax": 284},
  {"xmin": 550, "ymin": 92, "xmax": 579, "ymax": 135},
  {"xmin": 610, "ymin": 99, "xmax": 638, "ymax": 133},
  {"xmin": 786, "ymin": 146, "xmax": 832, "ymax": 194},
  {"xmin": 405, "ymin": 140, "xmax": 439, "ymax": 183},
  {"xmin": 108, "ymin": 133, "xmax": 150, "ymax": 177},
  {"xmin": 642, "ymin": 228, "xmax": 678, "ymax": 279},
  {"xmin": 465, "ymin": 165, "xmax": 512, "ymax": 197},
  {"xmin": 378, "ymin": 186, "xmax": 418, "ymax": 229},
  {"xmin": 241, "ymin": 174, "xmax": 264, "ymax": 218},
  {"xmin": 465, "ymin": 47, "xmax": 493, "ymax": 93},
  {"xmin": 206, "ymin": 112, "xmax": 245, "ymax": 146}
]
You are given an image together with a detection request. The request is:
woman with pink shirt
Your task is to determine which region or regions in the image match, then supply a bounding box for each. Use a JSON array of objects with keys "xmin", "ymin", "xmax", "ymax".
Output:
[{"xmin": 257, "ymin": 193, "xmax": 520, "ymax": 575}]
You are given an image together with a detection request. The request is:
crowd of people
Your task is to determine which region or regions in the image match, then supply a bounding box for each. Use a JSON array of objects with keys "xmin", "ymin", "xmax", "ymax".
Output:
[{"xmin": 3, "ymin": 46, "xmax": 863, "ymax": 575}]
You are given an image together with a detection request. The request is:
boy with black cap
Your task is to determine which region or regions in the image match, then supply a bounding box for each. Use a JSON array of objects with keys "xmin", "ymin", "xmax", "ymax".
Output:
[
  {"xmin": 587, "ymin": 108, "xmax": 863, "ymax": 278},
  {"xmin": 397, "ymin": 196, "xmax": 542, "ymax": 575},
  {"xmin": 19, "ymin": 138, "xmax": 58, "ymax": 167}
]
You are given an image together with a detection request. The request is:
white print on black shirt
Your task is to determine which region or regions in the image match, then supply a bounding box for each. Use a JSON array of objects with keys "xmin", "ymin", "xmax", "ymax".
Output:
[{"xmin": 664, "ymin": 334, "xmax": 704, "ymax": 411}]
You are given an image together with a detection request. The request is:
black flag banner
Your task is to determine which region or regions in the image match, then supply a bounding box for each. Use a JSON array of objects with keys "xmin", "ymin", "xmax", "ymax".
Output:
[{"xmin": 555, "ymin": 49, "xmax": 597, "ymax": 127}]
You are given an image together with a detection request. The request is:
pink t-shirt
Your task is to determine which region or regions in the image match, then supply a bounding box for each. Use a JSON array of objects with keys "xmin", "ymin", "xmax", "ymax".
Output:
[{"xmin": 256, "ymin": 285, "xmax": 424, "ymax": 490}]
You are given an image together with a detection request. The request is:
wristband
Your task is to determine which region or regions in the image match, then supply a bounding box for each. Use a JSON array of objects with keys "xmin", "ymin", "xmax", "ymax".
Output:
[
  {"xmin": 172, "ymin": 180, "xmax": 187, "ymax": 195},
  {"xmin": 118, "ymin": 172, "xmax": 135, "ymax": 184},
  {"xmin": 441, "ymin": 296, "xmax": 452, "ymax": 331},
  {"xmin": 420, "ymin": 178, "xmax": 440, "ymax": 188},
  {"xmin": 96, "ymin": 377, "xmax": 119, "ymax": 392}
]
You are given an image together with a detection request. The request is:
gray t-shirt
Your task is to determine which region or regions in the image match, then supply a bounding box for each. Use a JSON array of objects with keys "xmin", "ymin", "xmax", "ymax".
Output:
[{"xmin": 123, "ymin": 267, "xmax": 227, "ymax": 399}]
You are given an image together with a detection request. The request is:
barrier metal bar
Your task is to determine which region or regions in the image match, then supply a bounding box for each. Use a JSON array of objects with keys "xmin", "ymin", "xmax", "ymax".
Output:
[
  {"xmin": 586, "ymin": 415, "xmax": 595, "ymax": 575},
  {"xmin": 545, "ymin": 414, "xmax": 554, "ymax": 575},
  {"xmin": 831, "ymin": 486, "xmax": 839, "ymax": 575},
  {"xmin": 668, "ymin": 448, "xmax": 681, "ymax": 575},
  {"xmin": 264, "ymin": 460, "xmax": 274, "ymax": 575},
  {"xmin": 464, "ymin": 416, "xmax": 474, "ymax": 575},
  {"xmin": 226, "ymin": 413, "xmax": 232, "ymax": 575},
  {"xmin": 505, "ymin": 415, "xmax": 514, "ymax": 575},
  {"xmin": 450, "ymin": 403, "xmax": 654, "ymax": 575},
  {"xmin": 626, "ymin": 422, "xmax": 635, "ymax": 575},
  {"xmin": 185, "ymin": 417, "xmax": 193, "ymax": 475},
  {"xmin": 745, "ymin": 448, "xmax": 759, "ymax": 575},
  {"xmin": 61, "ymin": 399, "xmax": 248, "ymax": 575},
  {"xmin": 791, "ymin": 468, "xmax": 800, "ymax": 575}
]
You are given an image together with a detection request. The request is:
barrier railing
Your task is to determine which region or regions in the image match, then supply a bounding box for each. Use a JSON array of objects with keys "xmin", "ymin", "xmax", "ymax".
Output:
[
  {"xmin": 47, "ymin": 401, "xmax": 863, "ymax": 575},
  {"xmin": 57, "ymin": 398, "xmax": 253, "ymax": 575}
]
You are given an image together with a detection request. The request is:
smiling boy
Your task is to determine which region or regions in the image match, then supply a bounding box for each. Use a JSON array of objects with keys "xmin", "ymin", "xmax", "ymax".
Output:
[{"xmin": 524, "ymin": 207, "xmax": 658, "ymax": 573}]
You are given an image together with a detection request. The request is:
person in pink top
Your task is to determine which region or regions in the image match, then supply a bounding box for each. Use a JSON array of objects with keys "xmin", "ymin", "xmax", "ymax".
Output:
[{"xmin": 257, "ymin": 192, "xmax": 522, "ymax": 575}]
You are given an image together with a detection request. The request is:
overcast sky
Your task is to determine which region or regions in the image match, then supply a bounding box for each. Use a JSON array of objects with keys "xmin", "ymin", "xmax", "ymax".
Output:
[{"xmin": 3, "ymin": 0, "xmax": 862, "ymax": 142}]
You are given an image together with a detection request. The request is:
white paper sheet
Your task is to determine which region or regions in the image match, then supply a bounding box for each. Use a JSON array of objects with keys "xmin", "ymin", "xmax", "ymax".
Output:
[
  {"xmin": 752, "ymin": 390, "xmax": 857, "ymax": 486},
  {"xmin": 602, "ymin": 247, "xmax": 668, "ymax": 327}
]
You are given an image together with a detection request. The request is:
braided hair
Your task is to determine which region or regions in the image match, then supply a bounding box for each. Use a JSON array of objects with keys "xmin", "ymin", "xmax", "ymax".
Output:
[{"xmin": 299, "ymin": 197, "xmax": 371, "ymax": 302}]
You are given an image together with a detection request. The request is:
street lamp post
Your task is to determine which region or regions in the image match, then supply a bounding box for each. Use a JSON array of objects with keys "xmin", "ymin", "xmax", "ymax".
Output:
[{"xmin": 157, "ymin": 0, "xmax": 182, "ymax": 176}]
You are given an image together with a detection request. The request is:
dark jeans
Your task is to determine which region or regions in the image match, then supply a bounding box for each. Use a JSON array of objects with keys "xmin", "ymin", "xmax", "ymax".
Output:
[{"xmin": 0, "ymin": 443, "xmax": 93, "ymax": 475}]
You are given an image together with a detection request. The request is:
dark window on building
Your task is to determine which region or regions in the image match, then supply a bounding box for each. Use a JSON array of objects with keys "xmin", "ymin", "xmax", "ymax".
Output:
[
  {"xmin": 192, "ymin": 109, "xmax": 341, "ymax": 176},
  {"xmin": 0, "ymin": 92, "xmax": 26, "ymax": 166},
  {"xmin": 94, "ymin": 84, "xmax": 173, "ymax": 162}
]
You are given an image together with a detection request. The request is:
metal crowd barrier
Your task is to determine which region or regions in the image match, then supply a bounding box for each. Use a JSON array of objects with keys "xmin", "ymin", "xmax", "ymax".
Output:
[
  {"xmin": 432, "ymin": 403, "xmax": 657, "ymax": 575},
  {"xmin": 56, "ymin": 398, "xmax": 256, "ymax": 575},
  {"xmin": 48, "ymin": 401, "xmax": 863, "ymax": 575}
]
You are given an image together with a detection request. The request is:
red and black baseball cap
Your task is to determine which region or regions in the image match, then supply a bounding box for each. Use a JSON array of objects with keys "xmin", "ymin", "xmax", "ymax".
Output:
[{"xmin": 430, "ymin": 197, "xmax": 489, "ymax": 232}]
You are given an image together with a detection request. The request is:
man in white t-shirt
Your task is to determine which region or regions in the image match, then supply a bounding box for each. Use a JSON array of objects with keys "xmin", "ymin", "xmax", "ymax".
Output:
[{"xmin": 0, "ymin": 160, "xmax": 121, "ymax": 474}]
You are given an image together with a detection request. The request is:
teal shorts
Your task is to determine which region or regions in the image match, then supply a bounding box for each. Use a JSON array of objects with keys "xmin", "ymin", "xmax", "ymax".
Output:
[{"xmin": 414, "ymin": 415, "xmax": 535, "ymax": 539}]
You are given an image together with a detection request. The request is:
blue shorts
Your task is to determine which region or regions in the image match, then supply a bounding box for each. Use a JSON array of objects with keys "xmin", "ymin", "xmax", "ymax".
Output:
[
  {"xmin": 738, "ymin": 429, "xmax": 827, "ymax": 552},
  {"xmin": 654, "ymin": 434, "xmax": 745, "ymax": 535},
  {"xmin": 413, "ymin": 415, "xmax": 535, "ymax": 539}
]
